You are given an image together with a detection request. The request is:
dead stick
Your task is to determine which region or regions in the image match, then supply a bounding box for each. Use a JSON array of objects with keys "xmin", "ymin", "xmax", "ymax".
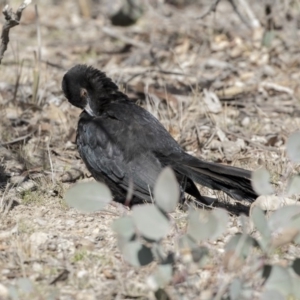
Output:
[{"xmin": 0, "ymin": 0, "xmax": 32, "ymax": 64}]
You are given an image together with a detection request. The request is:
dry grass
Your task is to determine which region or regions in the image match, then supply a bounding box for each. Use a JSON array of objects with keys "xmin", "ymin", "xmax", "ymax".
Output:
[{"xmin": 0, "ymin": 0, "xmax": 300, "ymax": 299}]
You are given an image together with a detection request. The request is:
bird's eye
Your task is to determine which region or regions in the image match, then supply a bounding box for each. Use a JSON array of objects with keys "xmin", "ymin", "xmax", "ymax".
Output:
[{"xmin": 80, "ymin": 88, "xmax": 88, "ymax": 99}]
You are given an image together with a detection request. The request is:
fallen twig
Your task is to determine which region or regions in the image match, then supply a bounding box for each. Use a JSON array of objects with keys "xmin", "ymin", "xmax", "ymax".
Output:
[
  {"xmin": 0, "ymin": 130, "xmax": 36, "ymax": 146},
  {"xmin": 196, "ymin": 0, "xmax": 221, "ymax": 19},
  {"xmin": 102, "ymin": 26, "xmax": 148, "ymax": 48},
  {"xmin": 0, "ymin": 0, "xmax": 31, "ymax": 64}
]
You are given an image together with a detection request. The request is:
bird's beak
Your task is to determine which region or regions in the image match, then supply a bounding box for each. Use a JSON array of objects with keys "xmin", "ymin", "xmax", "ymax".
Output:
[
  {"xmin": 80, "ymin": 88, "xmax": 95, "ymax": 117},
  {"xmin": 84, "ymin": 100, "xmax": 95, "ymax": 117}
]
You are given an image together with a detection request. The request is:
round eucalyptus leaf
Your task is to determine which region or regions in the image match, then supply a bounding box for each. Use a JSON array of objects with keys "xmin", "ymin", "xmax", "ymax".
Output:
[
  {"xmin": 211, "ymin": 209, "xmax": 229, "ymax": 240},
  {"xmin": 187, "ymin": 209, "xmax": 218, "ymax": 242},
  {"xmin": 261, "ymin": 290, "xmax": 285, "ymax": 300},
  {"xmin": 148, "ymin": 264, "xmax": 173, "ymax": 290},
  {"xmin": 240, "ymin": 214, "xmax": 249, "ymax": 234},
  {"xmin": 292, "ymin": 258, "xmax": 300, "ymax": 276},
  {"xmin": 225, "ymin": 233, "xmax": 258, "ymax": 258},
  {"xmin": 154, "ymin": 167, "xmax": 180, "ymax": 213},
  {"xmin": 286, "ymin": 176, "xmax": 300, "ymax": 196},
  {"xmin": 132, "ymin": 204, "xmax": 170, "ymax": 240},
  {"xmin": 8, "ymin": 286, "xmax": 18, "ymax": 300},
  {"xmin": 264, "ymin": 265, "xmax": 292, "ymax": 297},
  {"xmin": 178, "ymin": 234, "xmax": 198, "ymax": 251},
  {"xmin": 154, "ymin": 289, "xmax": 171, "ymax": 300},
  {"xmin": 262, "ymin": 265, "xmax": 272, "ymax": 280},
  {"xmin": 268, "ymin": 205, "xmax": 300, "ymax": 232},
  {"xmin": 17, "ymin": 278, "xmax": 33, "ymax": 293},
  {"xmin": 151, "ymin": 244, "xmax": 174, "ymax": 266},
  {"xmin": 286, "ymin": 131, "xmax": 300, "ymax": 163},
  {"xmin": 122, "ymin": 240, "xmax": 153, "ymax": 267},
  {"xmin": 229, "ymin": 278, "xmax": 243, "ymax": 300},
  {"xmin": 251, "ymin": 206, "xmax": 271, "ymax": 251},
  {"xmin": 177, "ymin": 234, "xmax": 209, "ymax": 264},
  {"xmin": 65, "ymin": 182, "xmax": 112, "ymax": 212},
  {"xmin": 191, "ymin": 246, "xmax": 208, "ymax": 265},
  {"xmin": 112, "ymin": 216, "xmax": 135, "ymax": 241},
  {"xmin": 290, "ymin": 267, "xmax": 300, "ymax": 296},
  {"xmin": 262, "ymin": 30, "xmax": 275, "ymax": 48},
  {"xmin": 251, "ymin": 167, "xmax": 274, "ymax": 195}
]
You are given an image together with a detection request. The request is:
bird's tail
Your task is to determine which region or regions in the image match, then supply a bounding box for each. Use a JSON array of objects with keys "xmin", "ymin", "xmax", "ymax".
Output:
[{"xmin": 170, "ymin": 153, "xmax": 257, "ymax": 202}]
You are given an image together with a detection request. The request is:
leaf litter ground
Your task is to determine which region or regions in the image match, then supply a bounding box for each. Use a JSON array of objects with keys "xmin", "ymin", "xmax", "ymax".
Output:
[{"xmin": 0, "ymin": 0, "xmax": 300, "ymax": 299}]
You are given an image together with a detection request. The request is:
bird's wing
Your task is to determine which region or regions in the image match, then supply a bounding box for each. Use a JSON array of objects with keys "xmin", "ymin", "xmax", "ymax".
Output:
[
  {"xmin": 77, "ymin": 116, "xmax": 163, "ymax": 201},
  {"xmin": 104, "ymin": 101, "xmax": 183, "ymax": 156}
]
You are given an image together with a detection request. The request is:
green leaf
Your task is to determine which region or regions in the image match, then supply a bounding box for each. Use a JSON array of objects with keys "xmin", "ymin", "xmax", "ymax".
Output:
[
  {"xmin": 65, "ymin": 182, "xmax": 112, "ymax": 212},
  {"xmin": 154, "ymin": 167, "xmax": 180, "ymax": 213},
  {"xmin": 148, "ymin": 264, "xmax": 173, "ymax": 290},
  {"xmin": 154, "ymin": 288, "xmax": 171, "ymax": 300},
  {"xmin": 178, "ymin": 234, "xmax": 198, "ymax": 251},
  {"xmin": 251, "ymin": 206, "xmax": 271, "ymax": 252},
  {"xmin": 225, "ymin": 233, "xmax": 258, "ymax": 258},
  {"xmin": 8, "ymin": 286, "xmax": 19, "ymax": 300},
  {"xmin": 261, "ymin": 290, "xmax": 285, "ymax": 300},
  {"xmin": 290, "ymin": 267, "xmax": 300, "ymax": 296},
  {"xmin": 211, "ymin": 209, "xmax": 229, "ymax": 240},
  {"xmin": 262, "ymin": 265, "xmax": 272, "ymax": 280},
  {"xmin": 229, "ymin": 278, "xmax": 243, "ymax": 300},
  {"xmin": 122, "ymin": 240, "xmax": 153, "ymax": 267},
  {"xmin": 262, "ymin": 30, "xmax": 275, "ymax": 48},
  {"xmin": 286, "ymin": 131, "xmax": 300, "ymax": 163},
  {"xmin": 268, "ymin": 205, "xmax": 300, "ymax": 232},
  {"xmin": 286, "ymin": 176, "xmax": 300, "ymax": 196},
  {"xmin": 292, "ymin": 258, "xmax": 300, "ymax": 276},
  {"xmin": 251, "ymin": 167, "xmax": 274, "ymax": 195},
  {"xmin": 264, "ymin": 265, "xmax": 293, "ymax": 297},
  {"xmin": 187, "ymin": 209, "xmax": 218, "ymax": 242},
  {"xmin": 132, "ymin": 204, "xmax": 170, "ymax": 240},
  {"xmin": 17, "ymin": 278, "xmax": 33, "ymax": 293},
  {"xmin": 112, "ymin": 216, "xmax": 135, "ymax": 241},
  {"xmin": 240, "ymin": 214, "xmax": 249, "ymax": 234},
  {"xmin": 178, "ymin": 234, "xmax": 208, "ymax": 265}
]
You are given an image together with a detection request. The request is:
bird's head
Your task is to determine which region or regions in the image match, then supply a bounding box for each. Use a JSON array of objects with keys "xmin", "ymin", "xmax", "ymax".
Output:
[{"xmin": 62, "ymin": 64, "xmax": 119, "ymax": 116}]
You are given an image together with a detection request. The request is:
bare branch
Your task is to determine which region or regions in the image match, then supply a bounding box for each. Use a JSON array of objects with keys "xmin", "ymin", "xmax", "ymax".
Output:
[
  {"xmin": 196, "ymin": 0, "xmax": 221, "ymax": 20},
  {"xmin": 0, "ymin": 0, "xmax": 32, "ymax": 64}
]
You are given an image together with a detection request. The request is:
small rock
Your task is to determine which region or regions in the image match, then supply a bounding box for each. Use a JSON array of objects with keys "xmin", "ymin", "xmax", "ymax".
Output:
[
  {"xmin": 57, "ymin": 239, "xmax": 75, "ymax": 254},
  {"xmin": 61, "ymin": 168, "xmax": 83, "ymax": 183},
  {"xmin": 76, "ymin": 238, "xmax": 94, "ymax": 251},
  {"xmin": 92, "ymin": 228, "xmax": 100, "ymax": 235},
  {"xmin": 262, "ymin": 64, "xmax": 276, "ymax": 77},
  {"xmin": 65, "ymin": 141, "xmax": 76, "ymax": 150},
  {"xmin": 10, "ymin": 175, "xmax": 26, "ymax": 185},
  {"xmin": 241, "ymin": 117, "xmax": 250, "ymax": 127},
  {"xmin": 77, "ymin": 270, "xmax": 88, "ymax": 279},
  {"xmin": 222, "ymin": 140, "xmax": 243, "ymax": 161},
  {"xmin": 32, "ymin": 262, "xmax": 43, "ymax": 272},
  {"xmin": 17, "ymin": 180, "xmax": 37, "ymax": 194},
  {"xmin": 65, "ymin": 219, "xmax": 76, "ymax": 227},
  {"xmin": 34, "ymin": 218, "xmax": 47, "ymax": 226},
  {"xmin": 103, "ymin": 269, "xmax": 115, "ymax": 279},
  {"xmin": 30, "ymin": 232, "xmax": 48, "ymax": 253},
  {"xmin": 203, "ymin": 89, "xmax": 222, "ymax": 114}
]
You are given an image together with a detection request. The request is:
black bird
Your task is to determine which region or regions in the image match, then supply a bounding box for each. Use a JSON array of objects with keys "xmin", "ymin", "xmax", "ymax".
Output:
[{"xmin": 62, "ymin": 65, "xmax": 257, "ymax": 206}]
